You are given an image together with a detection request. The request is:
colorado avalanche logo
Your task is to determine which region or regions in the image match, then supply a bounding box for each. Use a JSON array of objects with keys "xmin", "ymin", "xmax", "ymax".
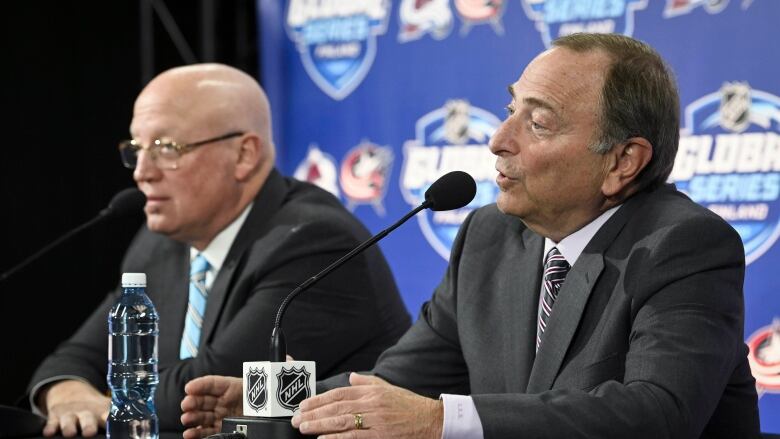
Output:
[
  {"xmin": 454, "ymin": 0, "xmax": 506, "ymax": 36},
  {"xmin": 521, "ymin": 0, "xmax": 648, "ymax": 47},
  {"xmin": 286, "ymin": 0, "xmax": 391, "ymax": 100},
  {"xmin": 398, "ymin": 0, "xmax": 453, "ymax": 43},
  {"xmin": 669, "ymin": 82, "xmax": 780, "ymax": 264},
  {"xmin": 747, "ymin": 319, "xmax": 780, "ymax": 397},
  {"xmin": 340, "ymin": 141, "xmax": 393, "ymax": 215},
  {"xmin": 246, "ymin": 367, "xmax": 268, "ymax": 412},
  {"xmin": 664, "ymin": 0, "xmax": 730, "ymax": 17},
  {"xmin": 401, "ymin": 100, "xmax": 501, "ymax": 259},
  {"xmin": 276, "ymin": 366, "xmax": 311, "ymax": 411},
  {"xmin": 294, "ymin": 144, "xmax": 341, "ymax": 197}
]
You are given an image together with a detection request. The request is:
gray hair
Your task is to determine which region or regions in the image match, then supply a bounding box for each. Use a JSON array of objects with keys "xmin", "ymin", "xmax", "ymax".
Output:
[{"xmin": 552, "ymin": 33, "xmax": 680, "ymax": 191}]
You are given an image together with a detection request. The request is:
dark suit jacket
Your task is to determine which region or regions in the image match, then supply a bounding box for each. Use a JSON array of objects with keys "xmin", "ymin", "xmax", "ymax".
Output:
[
  {"xmin": 29, "ymin": 169, "xmax": 411, "ymax": 430},
  {"xmin": 322, "ymin": 184, "xmax": 760, "ymax": 438}
]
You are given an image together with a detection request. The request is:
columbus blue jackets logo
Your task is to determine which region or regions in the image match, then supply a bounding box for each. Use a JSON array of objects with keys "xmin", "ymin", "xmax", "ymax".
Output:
[
  {"xmin": 401, "ymin": 100, "xmax": 501, "ymax": 259},
  {"xmin": 669, "ymin": 82, "xmax": 780, "ymax": 264},
  {"xmin": 286, "ymin": 0, "xmax": 391, "ymax": 100},
  {"xmin": 246, "ymin": 367, "xmax": 268, "ymax": 412},
  {"xmin": 398, "ymin": 0, "xmax": 453, "ymax": 43},
  {"xmin": 294, "ymin": 144, "xmax": 341, "ymax": 198},
  {"xmin": 340, "ymin": 141, "xmax": 394, "ymax": 215},
  {"xmin": 521, "ymin": 0, "xmax": 648, "ymax": 47},
  {"xmin": 276, "ymin": 366, "xmax": 311, "ymax": 411},
  {"xmin": 454, "ymin": 0, "xmax": 506, "ymax": 36},
  {"xmin": 747, "ymin": 319, "xmax": 780, "ymax": 397},
  {"xmin": 664, "ymin": 0, "xmax": 729, "ymax": 17}
]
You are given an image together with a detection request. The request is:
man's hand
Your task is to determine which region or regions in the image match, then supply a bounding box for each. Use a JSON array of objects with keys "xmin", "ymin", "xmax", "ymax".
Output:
[
  {"xmin": 40, "ymin": 380, "xmax": 110, "ymax": 438},
  {"xmin": 291, "ymin": 373, "xmax": 443, "ymax": 439},
  {"xmin": 181, "ymin": 375, "xmax": 243, "ymax": 439}
]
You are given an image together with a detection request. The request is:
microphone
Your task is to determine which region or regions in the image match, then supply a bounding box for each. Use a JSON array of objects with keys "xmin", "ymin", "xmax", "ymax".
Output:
[
  {"xmin": 270, "ymin": 170, "xmax": 476, "ymax": 362},
  {"xmin": 0, "ymin": 188, "xmax": 145, "ymax": 282},
  {"xmin": 225, "ymin": 171, "xmax": 476, "ymax": 437}
]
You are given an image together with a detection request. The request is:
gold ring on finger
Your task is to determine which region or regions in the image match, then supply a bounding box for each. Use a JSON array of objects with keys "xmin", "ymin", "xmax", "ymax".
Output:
[{"xmin": 354, "ymin": 413, "xmax": 364, "ymax": 430}]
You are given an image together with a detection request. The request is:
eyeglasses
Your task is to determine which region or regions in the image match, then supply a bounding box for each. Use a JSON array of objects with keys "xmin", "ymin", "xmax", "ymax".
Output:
[{"xmin": 118, "ymin": 131, "xmax": 245, "ymax": 170}]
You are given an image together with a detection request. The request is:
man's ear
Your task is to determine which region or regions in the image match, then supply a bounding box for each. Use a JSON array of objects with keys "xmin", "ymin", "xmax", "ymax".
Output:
[
  {"xmin": 601, "ymin": 137, "xmax": 653, "ymax": 198},
  {"xmin": 234, "ymin": 134, "xmax": 264, "ymax": 181}
]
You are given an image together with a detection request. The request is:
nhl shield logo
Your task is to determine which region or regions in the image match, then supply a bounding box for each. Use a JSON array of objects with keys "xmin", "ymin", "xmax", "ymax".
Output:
[
  {"xmin": 246, "ymin": 367, "xmax": 268, "ymax": 412},
  {"xmin": 276, "ymin": 366, "xmax": 311, "ymax": 411},
  {"xmin": 720, "ymin": 82, "xmax": 751, "ymax": 133}
]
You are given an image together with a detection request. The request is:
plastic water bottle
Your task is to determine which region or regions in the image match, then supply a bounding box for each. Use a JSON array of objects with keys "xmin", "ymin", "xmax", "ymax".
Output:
[{"xmin": 107, "ymin": 273, "xmax": 159, "ymax": 439}]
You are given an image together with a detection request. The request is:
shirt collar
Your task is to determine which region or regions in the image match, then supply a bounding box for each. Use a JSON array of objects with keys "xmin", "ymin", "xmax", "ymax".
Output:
[
  {"xmin": 190, "ymin": 202, "xmax": 253, "ymax": 271},
  {"xmin": 543, "ymin": 204, "xmax": 622, "ymax": 267}
]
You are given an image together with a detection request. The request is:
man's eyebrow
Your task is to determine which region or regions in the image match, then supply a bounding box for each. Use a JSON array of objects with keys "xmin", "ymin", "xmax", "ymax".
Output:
[
  {"xmin": 523, "ymin": 96, "xmax": 557, "ymax": 114},
  {"xmin": 507, "ymin": 85, "xmax": 515, "ymax": 99}
]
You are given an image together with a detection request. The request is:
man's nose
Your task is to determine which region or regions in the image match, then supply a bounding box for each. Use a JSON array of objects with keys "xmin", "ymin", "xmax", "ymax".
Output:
[
  {"xmin": 133, "ymin": 150, "xmax": 161, "ymax": 182},
  {"xmin": 488, "ymin": 120, "xmax": 509, "ymax": 156}
]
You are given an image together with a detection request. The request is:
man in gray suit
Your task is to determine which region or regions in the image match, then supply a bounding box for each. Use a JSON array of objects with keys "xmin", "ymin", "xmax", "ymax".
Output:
[{"xmin": 181, "ymin": 34, "xmax": 760, "ymax": 438}]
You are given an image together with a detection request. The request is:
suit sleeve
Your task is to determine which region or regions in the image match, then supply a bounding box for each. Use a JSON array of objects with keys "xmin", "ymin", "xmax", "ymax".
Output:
[
  {"xmin": 368, "ymin": 210, "xmax": 476, "ymax": 397},
  {"xmin": 470, "ymin": 215, "xmax": 750, "ymax": 439}
]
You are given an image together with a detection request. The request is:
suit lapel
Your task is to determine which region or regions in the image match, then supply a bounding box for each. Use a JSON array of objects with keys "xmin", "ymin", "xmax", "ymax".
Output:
[
  {"xmin": 527, "ymin": 250, "xmax": 603, "ymax": 392},
  {"xmin": 200, "ymin": 170, "xmax": 288, "ymax": 344},
  {"xmin": 526, "ymin": 190, "xmax": 650, "ymax": 392},
  {"xmin": 152, "ymin": 239, "xmax": 189, "ymax": 365},
  {"xmin": 505, "ymin": 225, "xmax": 544, "ymax": 393}
]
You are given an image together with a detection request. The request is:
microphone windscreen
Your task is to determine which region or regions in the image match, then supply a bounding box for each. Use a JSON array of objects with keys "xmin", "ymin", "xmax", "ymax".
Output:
[
  {"xmin": 424, "ymin": 171, "xmax": 477, "ymax": 211},
  {"xmin": 104, "ymin": 188, "xmax": 146, "ymax": 218}
]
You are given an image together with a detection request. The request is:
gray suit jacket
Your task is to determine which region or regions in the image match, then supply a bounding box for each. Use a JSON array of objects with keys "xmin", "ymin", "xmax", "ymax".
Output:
[
  {"xmin": 29, "ymin": 169, "xmax": 411, "ymax": 431},
  {"xmin": 322, "ymin": 184, "xmax": 760, "ymax": 438}
]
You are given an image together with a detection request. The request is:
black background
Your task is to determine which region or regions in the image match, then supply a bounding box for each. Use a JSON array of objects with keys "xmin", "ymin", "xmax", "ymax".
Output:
[{"xmin": 0, "ymin": 0, "xmax": 260, "ymax": 407}]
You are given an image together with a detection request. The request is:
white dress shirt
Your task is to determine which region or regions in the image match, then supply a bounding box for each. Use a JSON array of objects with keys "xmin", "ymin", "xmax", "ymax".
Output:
[{"xmin": 440, "ymin": 205, "xmax": 621, "ymax": 439}]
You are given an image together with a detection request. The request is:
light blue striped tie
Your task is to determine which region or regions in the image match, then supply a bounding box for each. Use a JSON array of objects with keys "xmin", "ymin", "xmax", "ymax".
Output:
[{"xmin": 180, "ymin": 254, "xmax": 210, "ymax": 359}]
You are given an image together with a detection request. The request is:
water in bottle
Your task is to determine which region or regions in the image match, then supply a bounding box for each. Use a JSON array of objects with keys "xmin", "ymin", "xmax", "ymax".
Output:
[{"xmin": 107, "ymin": 272, "xmax": 159, "ymax": 439}]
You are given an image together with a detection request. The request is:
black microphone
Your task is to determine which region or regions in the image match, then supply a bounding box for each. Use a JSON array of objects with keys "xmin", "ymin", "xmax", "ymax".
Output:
[
  {"xmin": 0, "ymin": 188, "xmax": 146, "ymax": 282},
  {"xmin": 269, "ymin": 170, "xmax": 477, "ymax": 361}
]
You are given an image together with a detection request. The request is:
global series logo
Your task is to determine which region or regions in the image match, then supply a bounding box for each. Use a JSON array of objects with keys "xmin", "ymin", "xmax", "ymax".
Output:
[
  {"xmin": 669, "ymin": 82, "xmax": 780, "ymax": 264},
  {"xmin": 400, "ymin": 99, "xmax": 500, "ymax": 259},
  {"xmin": 521, "ymin": 0, "xmax": 648, "ymax": 47},
  {"xmin": 286, "ymin": 0, "xmax": 391, "ymax": 100}
]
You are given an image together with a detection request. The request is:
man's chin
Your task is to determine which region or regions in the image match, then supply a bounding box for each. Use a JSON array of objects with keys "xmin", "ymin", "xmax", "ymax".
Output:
[{"xmin": 145, "ymin": 217, "xmax": 175, "ymax": 236}]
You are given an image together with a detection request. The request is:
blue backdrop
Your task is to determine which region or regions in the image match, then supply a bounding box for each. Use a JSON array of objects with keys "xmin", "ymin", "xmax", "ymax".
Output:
[{"xmin": 258, "ymin": 0, "xmax": 780, "ymax": 431}]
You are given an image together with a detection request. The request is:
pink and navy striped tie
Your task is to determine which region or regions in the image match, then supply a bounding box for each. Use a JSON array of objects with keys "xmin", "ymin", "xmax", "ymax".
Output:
[{"xmin": 537, "ymin": 247, "xmax": 570, "ymax": 351}]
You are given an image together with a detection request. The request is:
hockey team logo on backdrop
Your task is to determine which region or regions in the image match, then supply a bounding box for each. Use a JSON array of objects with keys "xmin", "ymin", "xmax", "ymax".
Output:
[
  {"xmin": 401, "ymin": 100, "xmax": 501, "ymax": 259},
  {"xmin": 663, "ymin": 0, "xmax": 738, "ymax": 17},
  {"xmin": 246, "ymin": 367, "xmax": 268, "ymax": 411},
  {"xmin": 746, "ymin": 318, "xmax": 780, "ymax": 397},
  {"xmin": 521, "ymin": 0, "xmax": 648, "ymax": 47},
  {"xmin": 454, "ymin": 0, "xmax": 506, "ymax": 35},
  {"xmin": 669, "ymin": 82, "xmax": 780, "ymax": 265},
  {"xmin": 276, "ymin": 366, "xmax": 311, "ymax": 411},
  {"xmin": 340, "ymin": 140, "xmax": 393, "ymax": 215},
  {"xmin": 294, "ymin": 144, "xmax": 341, "ymax": 197},
  {"xmin": 398, "ymin": 0, "xmax": 453, "ymax": 42},
  {"xmin": 286, "ymin": 0, "xmax": 391, "ymax": 100}
]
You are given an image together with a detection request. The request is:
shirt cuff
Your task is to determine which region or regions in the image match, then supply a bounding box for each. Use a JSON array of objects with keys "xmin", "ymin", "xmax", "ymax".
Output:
[{"xmin": 440, "ymin": 394, "xmax": 485, "ymax": 439}]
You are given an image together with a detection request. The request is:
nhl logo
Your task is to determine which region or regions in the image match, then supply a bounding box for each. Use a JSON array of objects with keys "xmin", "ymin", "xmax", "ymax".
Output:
[
  {"xmin": 276, "ymin": 366, "xmax": 311, "ymax": 411},
  {"xmin": 246, "ymin": 367, "xmax": 268, "ymax": 412},
  {"xmin": 719, "ymin": 82, "xmax": 751, "ymax": 133}
]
